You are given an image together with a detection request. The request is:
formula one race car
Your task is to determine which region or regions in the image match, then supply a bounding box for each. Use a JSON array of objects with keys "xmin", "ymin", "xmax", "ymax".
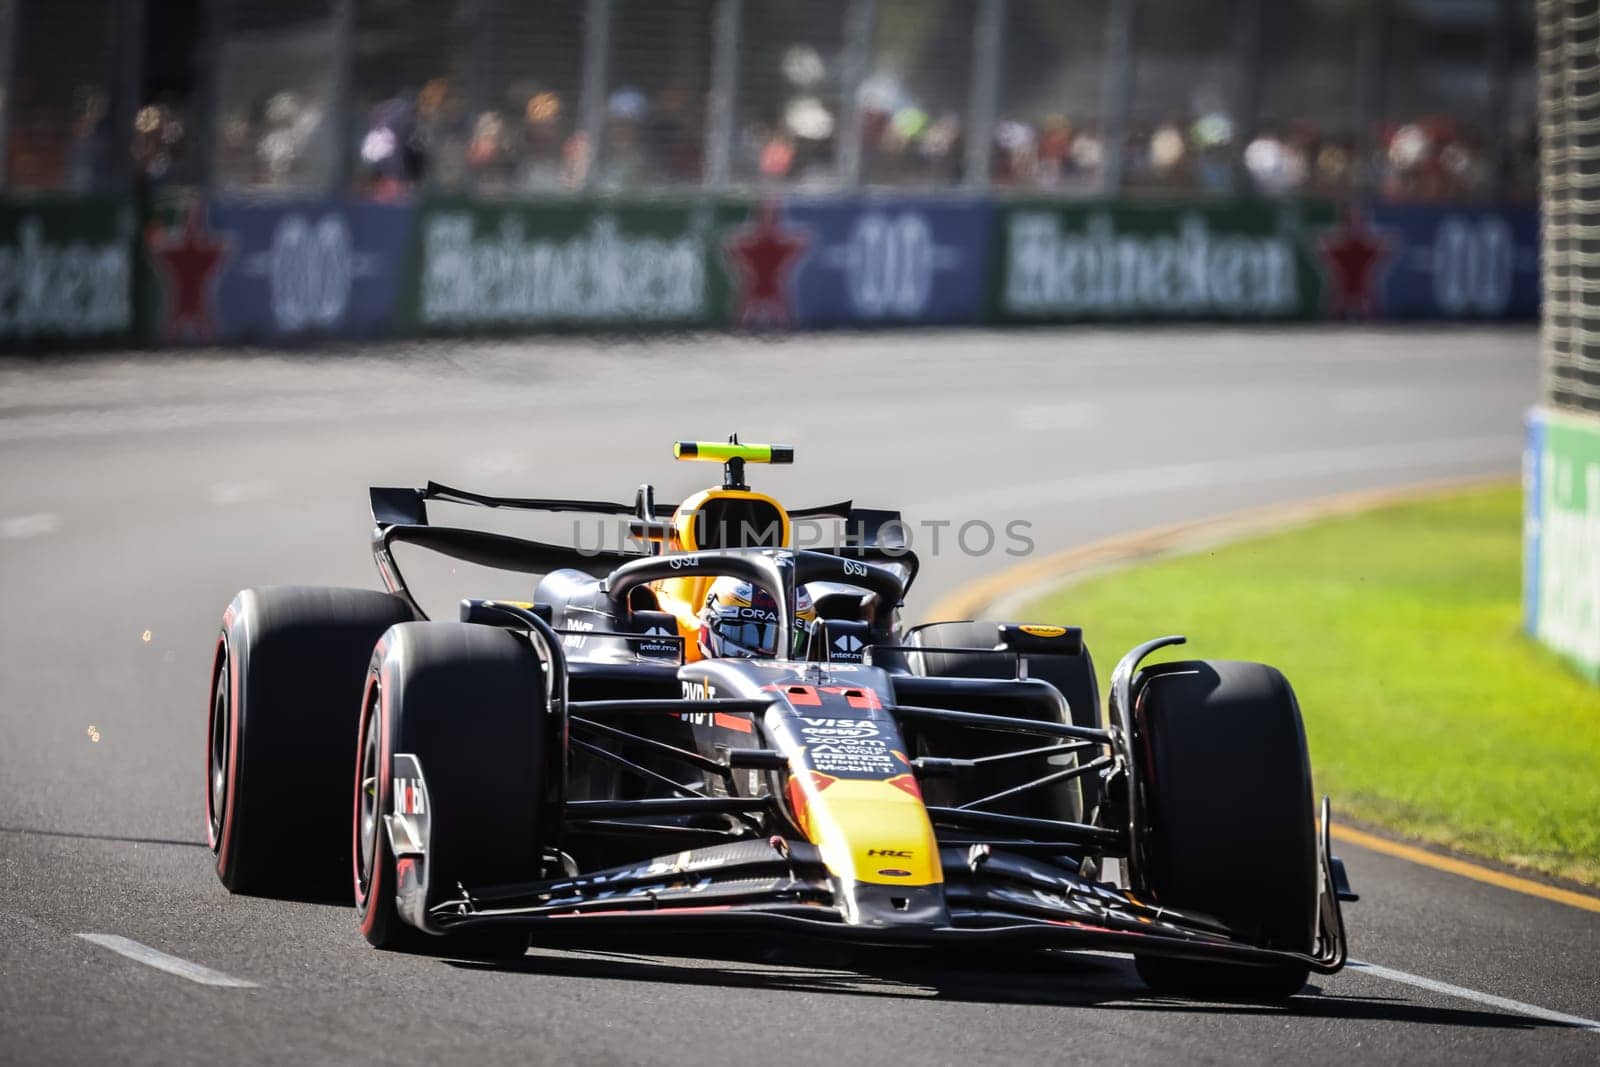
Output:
[{"xmin": 205, "ymin": 438, "xmax": 1354, "ymax": 1000}]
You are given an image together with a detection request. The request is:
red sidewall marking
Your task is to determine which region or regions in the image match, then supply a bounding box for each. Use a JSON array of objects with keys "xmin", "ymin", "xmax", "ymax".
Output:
[
  {"xmin": 352, "ymin": 669, "xmax": 379, "ymax": 912},
  {"xmin": 216, "ymin": 620, "xmax": 244, "ymax": 878},
  {"xmin": 205, "ymin": 635, "xmax": 225, "ymax": 851},
  {"xmin": 359, "ymin": 655, "xmax": 395, "ymax": 937}
]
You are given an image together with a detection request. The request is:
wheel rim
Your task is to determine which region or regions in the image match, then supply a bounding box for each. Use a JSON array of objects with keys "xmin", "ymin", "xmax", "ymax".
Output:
[
  {"xmin": 356, "ymin": 694, "xmax": 382, "ymax": 899},
  {"xmin": 208, "ymin": 662, "xmax": 228, "ymax": 845}
]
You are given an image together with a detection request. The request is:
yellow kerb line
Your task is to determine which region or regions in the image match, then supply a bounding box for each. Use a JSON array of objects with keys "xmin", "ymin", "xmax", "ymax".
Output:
[{"xmin": 1330, "ymin": 824, "xmax": 1600, "ymax": 914}]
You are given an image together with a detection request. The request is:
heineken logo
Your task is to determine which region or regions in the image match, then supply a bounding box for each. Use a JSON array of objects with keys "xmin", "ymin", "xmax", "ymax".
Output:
[
  {"xmin": 420, "ymin": 213, "xmax": 705, "ymax": 325},
  {"xmin": 1003, "ymin": 211, "xmax": 1299, "ymax": 317},
  {"xmin": 0, "ymin": 213, "xmax": 132, "ymax": 338}
]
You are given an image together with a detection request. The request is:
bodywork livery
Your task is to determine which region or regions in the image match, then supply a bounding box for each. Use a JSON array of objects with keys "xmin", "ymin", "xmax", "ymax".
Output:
[{"xmin": 359, "ymin": 442, "xmax": 1355, "ymax": 973}]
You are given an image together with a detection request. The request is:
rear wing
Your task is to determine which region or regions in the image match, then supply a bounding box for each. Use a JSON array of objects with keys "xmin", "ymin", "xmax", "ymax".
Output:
[
  {"xmin": 372, "ymin": 481, "xmax": 869, "ymax": 527},
  {"xmin": 368, "ymin": 482, "xmax": 919, "ymax": 618}
]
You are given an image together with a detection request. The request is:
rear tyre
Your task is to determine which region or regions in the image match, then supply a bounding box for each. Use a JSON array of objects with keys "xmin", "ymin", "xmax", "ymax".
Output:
[
  {"xmin": 1131, "ymin": 660, "xmax": 1316, "ymax": 1001},
  {"xmin": 910, "ymin": 620, "xmax": 1100, "ymax": 823},
  {"xmin": 208, "ymin": 586, "xmax": 414, "ymax": 900},
  {"xmin": 354, "ymin": 622, "xmax": 545, "ymax": 959}
]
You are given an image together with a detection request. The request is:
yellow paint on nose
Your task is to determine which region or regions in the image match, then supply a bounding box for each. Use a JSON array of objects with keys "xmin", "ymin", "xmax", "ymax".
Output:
[{"xmin": 799, "ymin": 777, "xmax": 942, "ymax": 887}]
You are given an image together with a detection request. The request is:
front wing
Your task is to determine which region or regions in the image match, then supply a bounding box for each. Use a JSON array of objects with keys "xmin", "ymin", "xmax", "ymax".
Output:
[{"xmin": 395, "ymin": 827, "xmax": 1350, "ymax": 974}]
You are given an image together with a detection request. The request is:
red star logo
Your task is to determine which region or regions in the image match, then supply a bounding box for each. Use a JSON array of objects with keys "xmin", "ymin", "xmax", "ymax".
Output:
[
  {"xmin": 1319, "ymin": 210, "xmax": 1391, "ymax": 318},
  {"xmin": 724, "ymin": 201, "xmax": 808, "ymax": 327},
  {"xmin": 146, "ymin": 204, "xmax": 231, "ymax": 340}
]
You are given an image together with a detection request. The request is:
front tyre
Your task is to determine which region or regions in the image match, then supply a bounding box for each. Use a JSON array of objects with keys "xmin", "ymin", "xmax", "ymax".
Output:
[
  {"xmin": 1131, "ymin": 660, "xmax": 1317, "ymax": 1001},
  {"xmin": 354, "ymin": 622, "xmax": 546, "ymax": 958}
]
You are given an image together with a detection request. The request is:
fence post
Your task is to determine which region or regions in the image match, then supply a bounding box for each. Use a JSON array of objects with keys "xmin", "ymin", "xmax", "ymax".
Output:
[
  {"xmin": 837, "ymin": 0, "xmax": 876, "ymax": 188},
  {"xmin": 465, "ymin": 0, "xmax": 493, "ymax": 139},
  {"xmin": 192, "ymin": 0, "xmax": 228, "ymax": 190},
  {"xmin": 579, "ymin": 0, "xmax": 612, "ymax": 190},
  {"xmin": 1098, "ymin": 0, "xmax": 1135, "ymax": 196},
  {"xmin": 1487, "ymin": 0, "xmax": 1515, "ymax": 201},
  {"xmin": 963, "ymin": 0, "xmax": 1003, "ymax": 189},
  {"xmin": 1355, "ymin": 0, "xmax": 1390, "ymax": 198},
  {"xmin": 113, "ymin": 0, "xmax": 146, "ymax": 193},
  {"xmin": 0, "ymin": 0, "xmax": 17, "ymax": 189},
  {"xmin": 705, "ymin": 0, "xmax": 740, "ymax": 188},
  {"xmin": 1229, "ymin": 0, "xmax": 1262, "ymax": 195},
  {"xmin": 328, "ymin": 0, "xmax": 355, "ymax": 194}
]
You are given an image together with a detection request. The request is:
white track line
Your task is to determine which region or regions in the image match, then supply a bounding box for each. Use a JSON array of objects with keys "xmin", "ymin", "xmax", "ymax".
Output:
[
  {"xmin": 1349, "ymin": 960, "xmax": 1600, "ymax": 1032},
  {"xmin": 76, "ymin": 934, "xmax": 258, "ymax": 988},
  {"xmin": 207, "ymin": 480, "xmax": 277, "ymax": 506},
  {"xmin": 0, "ymin": 512, "xmax": 61, "ymax": 539}
]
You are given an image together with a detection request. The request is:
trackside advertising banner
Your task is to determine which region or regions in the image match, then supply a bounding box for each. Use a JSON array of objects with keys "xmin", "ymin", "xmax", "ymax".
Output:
[
  {"xmin": 404, "ymin": 197, "xmax": 736, "ymax": 332},
  {"xmin": 141, "ymin": 197, "xmax": 414, "ymax": 344},
  {"xmin": 1362, "ymin": 204, "xmax": 1541, "ymax": 320},
  {"xmin": 0, "ymin": 196, "xmax": 135, "ymax": 347},
  {"xmin": 404, "ymin": 197, "xmax": 994, "ymax": 333},
  {"xmin": 720, "ymin": 198, "xmax": 994, "ymax": 328},
  {"xmin": 1, "ymin": 192, "xmax": 1544, "ymax": 350},
  {"xmin": 991, "ymin": 200, "xmax": 1337, "ymax": 322},
  {"xmin": 1525, "ymin": 407, "xmax": 1600, "ymax": 682}
]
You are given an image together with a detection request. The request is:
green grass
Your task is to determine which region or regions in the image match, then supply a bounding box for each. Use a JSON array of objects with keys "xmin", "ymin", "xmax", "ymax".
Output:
[{"xmin": 1021, "ymin": 485, "xmax": 1600, "ymax": 887}]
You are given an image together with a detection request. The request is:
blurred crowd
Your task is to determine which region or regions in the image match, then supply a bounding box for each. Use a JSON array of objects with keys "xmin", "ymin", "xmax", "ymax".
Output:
[
  {"xmin": 354, "ymin": 78, "xmax": 700, "ymax": 196},
  {"xmin": 12, "ymin": 74, "xmax": 1534, "ymax": 206},
  {"xmin": 3, "ymin": 9, "xmax": 1539, "ymax": 205}
]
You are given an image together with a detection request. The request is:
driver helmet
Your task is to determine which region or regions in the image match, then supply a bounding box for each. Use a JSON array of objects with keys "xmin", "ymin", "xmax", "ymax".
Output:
[{"xmin": 698, "ymin": 577, "xmax": 816, "ymax": 659}]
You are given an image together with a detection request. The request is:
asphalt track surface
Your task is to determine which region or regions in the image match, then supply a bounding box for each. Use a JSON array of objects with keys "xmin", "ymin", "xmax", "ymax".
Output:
[{"xmin": 2, "ymin": 326, "xmax": 1595, "ymax": 1065}]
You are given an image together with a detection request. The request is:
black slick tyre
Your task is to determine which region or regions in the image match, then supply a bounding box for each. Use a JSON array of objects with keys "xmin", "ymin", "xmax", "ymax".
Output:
[
  {"xmin": 208, "ymin": 586, "xmax": 414, "ymax": 900},
  {"xmin": 1131, "ymin": 659, "xmax": 1317, "ymax": 1001},
  {"xmin": 354, "ymin": 622, "xmax": 545, "ymax": 959}
]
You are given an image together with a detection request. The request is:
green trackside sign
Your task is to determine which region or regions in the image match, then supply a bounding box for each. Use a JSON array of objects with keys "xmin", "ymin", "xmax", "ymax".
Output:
[
  {"xmin": 991, "ymin": 200, "xmax": 1336, "ymax": 322},
  {"xmin": 0, "ymin": 197, "xmax": 135, "ymax": 345},
  {"xmin": 1526, "ymin": 407, "xmax": 1600, "ymax": 680},
  {"xmin": 404, "ymin": 197, "xmax": 734, "ymax": 332}
]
